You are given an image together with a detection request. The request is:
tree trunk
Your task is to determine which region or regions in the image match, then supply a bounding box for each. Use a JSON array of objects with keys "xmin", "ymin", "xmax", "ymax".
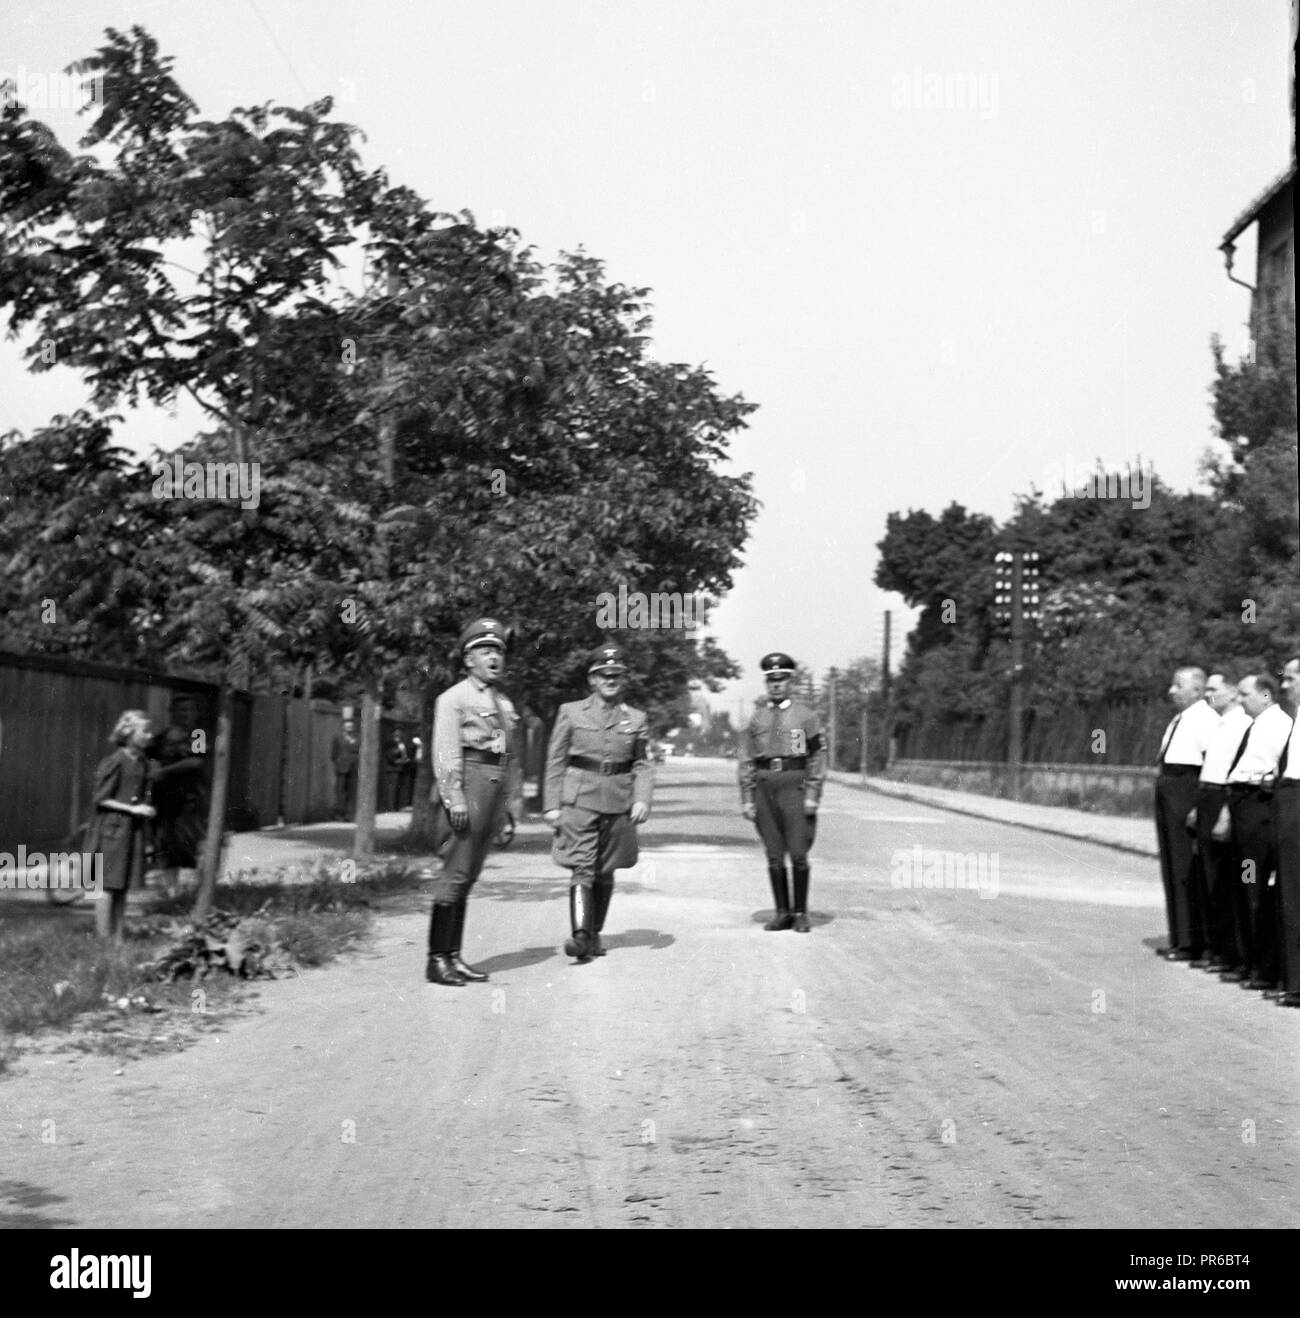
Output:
[
  {"xmin": 353, "ymin": 680, "xmax": 381, "ymax": 862},
  {"xmin": 193, "ymin": 688, "xmax": 232, "ymax": 920},
  {"xmin": 406, "ymin": 684, "xmax": 439, "ymax": 846}
]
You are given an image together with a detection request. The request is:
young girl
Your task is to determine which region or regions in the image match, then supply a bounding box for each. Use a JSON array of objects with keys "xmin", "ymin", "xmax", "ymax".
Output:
[{"xmin": 87, "ymin": 709, "xmax": 156, "ymax": 939}]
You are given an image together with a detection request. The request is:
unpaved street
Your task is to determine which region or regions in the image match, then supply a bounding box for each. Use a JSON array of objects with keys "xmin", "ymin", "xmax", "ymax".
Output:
[{"xmin": 3, "ymin": 759, "xmax": 1297, "ymax": 1228}]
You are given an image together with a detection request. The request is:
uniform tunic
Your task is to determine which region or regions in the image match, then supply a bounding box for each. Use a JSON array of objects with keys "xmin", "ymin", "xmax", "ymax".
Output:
[
  {"xmin": 431, "ymin": 674, "xmax": 521, "ymax": 905},
  {"xmin": 738, "ymin": 698, "xmax": 826, "ymax": 865},
  {"xmin": 87, "ymin": 748, "xmax": 152, "ymax": 892},
  {"xmin": 545, "ymin": 696, "xmax": 653, "ymax": 884}
]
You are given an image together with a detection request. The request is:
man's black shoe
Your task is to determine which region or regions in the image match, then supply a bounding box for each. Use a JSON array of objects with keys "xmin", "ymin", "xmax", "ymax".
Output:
[
  {"xmin": 426, "ymin": 954, "xmax": 466, "ymax": 986},
  {"xmin": 1218, "ymin": 969, "xmax": 1249, "ymax": 982},
  {"xmin": 1278, "ymin": 993, "xmax": 1300, "ymax": 1008},
  {"xmin": 1242, "ymin": 978, "xmax": 1276, "ymax": 991},
  {"xmin": 1165, "ymin": 949, "xmax": 1196, "ymax": 962},
  {"xmin": 792, "ymin": 912, "xmax": 811, "ymax": 933},
  {"xmin": 764, "ymin": 912, "xmax": 793, "ymax": 931},
  {"xmin": 450, "ymin": 954, "xmax": 488, "ymax": 982}
]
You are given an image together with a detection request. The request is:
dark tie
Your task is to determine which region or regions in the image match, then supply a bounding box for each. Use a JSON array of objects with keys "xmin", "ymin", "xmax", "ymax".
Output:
[
  {"xmin": 1158, "ymin": 713, "xmax": 1181, "ymax": 766},
  {"xmin": 1227, "ymin": 723, "xmax": 1252, "ymax": 776}
]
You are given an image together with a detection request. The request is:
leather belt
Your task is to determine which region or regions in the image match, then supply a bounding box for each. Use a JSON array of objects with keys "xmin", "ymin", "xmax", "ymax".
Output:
[
  {"xmin": 463, "ymin": 747, "xmax": 509, "ymax": 766},
  {"xmin": 569, "ymin": 755, "xmax": 633, "ymax": 775},
  {"xmin": 1277, "ymin": 779, "xmax": 1300, "ymax": 791},
  {"xmin": 755, "ymin": 756, "xmax": 807, "ymax": 772},
  {"xmin": 1158, "ymin": 764, "xmax": 1200, "ymax": 777},
  {"xmin": 1228, "ymin": 781, "xmax": 1273, "ymax": 796}
]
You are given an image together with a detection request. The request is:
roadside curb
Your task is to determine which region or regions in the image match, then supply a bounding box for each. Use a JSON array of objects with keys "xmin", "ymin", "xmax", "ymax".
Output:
[{"xmin": 828, "ymin": 771, "xmax": 1159, "ymax": 860}]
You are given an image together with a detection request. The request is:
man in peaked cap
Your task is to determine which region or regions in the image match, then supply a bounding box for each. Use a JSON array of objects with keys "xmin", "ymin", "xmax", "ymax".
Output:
[
  {"xmin": 544, "ymin": 643, "xmax": 654, "ymax": 962},
  {"xmin": 426, "ymin": 616, "xmax": 522, "ymax": 986},
  {"xmin": 738, "ymin": 652, "xmax": 826, "ymax": 932}
]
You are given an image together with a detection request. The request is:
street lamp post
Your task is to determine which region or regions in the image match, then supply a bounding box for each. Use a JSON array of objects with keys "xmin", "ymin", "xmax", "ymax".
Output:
[{"xmin": 993, "ymin": 551, "xmax": 1041, "ymax": 799}]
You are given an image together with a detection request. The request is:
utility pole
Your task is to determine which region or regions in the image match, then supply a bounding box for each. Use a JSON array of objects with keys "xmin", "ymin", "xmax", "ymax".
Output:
[
  {"xmin": 882, "ymin": 610, "xmax": 892, "ymax": 769},
  {"xmin": 827, "ymin": 667, "xmax": 838, "ymax": 773}
]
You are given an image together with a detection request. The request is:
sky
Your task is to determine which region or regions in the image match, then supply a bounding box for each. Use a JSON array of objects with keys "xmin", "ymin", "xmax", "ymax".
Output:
[{"xmin": 1, "ymin": 0, "xmax": 1294, "ymax": 712}]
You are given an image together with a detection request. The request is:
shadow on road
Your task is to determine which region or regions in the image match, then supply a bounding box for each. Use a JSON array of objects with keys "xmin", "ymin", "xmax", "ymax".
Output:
[
  {"xmin": 748, "ymin": 910, "xmax": 835, "ymax": 929},
  {"xmin": 475, "ymin": 944, "xmax": 558, "ymax": 973},
  {"xmin": 603, "ymin": 927, "xmax": 675, "ymax": 952},
  {"xmin": 0, "ymin": 1179, "xmax": 77, "ymax": 1229}
]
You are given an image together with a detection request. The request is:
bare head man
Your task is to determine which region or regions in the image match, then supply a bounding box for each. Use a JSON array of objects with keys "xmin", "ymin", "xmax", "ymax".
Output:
[
  {"xmin": 1167, "ymin": 666, "xmax": 1207, "ymax": 710},
  {"xmin": 1205, "ymin": 672, "xmax": 1238, "ymax": 714}
]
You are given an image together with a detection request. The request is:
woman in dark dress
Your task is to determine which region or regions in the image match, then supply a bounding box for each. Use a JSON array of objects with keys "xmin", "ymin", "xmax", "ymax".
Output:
[{"xmin": 87, "ymin": 710, "xmax": 156, "ymax": 940}]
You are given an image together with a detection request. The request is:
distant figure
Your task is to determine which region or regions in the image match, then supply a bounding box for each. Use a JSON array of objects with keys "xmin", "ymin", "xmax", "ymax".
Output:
[
  {"xmin": 384, "ymin": 730, "xmax": 411, "ymax": 811},
  {"xmin": 149, "ymin": 723, "xmax": 208, "ymax": 895},
  {"xmin": 738, "ymin": 652, "xmax": 825, "ymax": 932},
  {"xmin": 331, "ymin": 718, "xmax": 359, "ymax": 819},
  {"xmin": 87, "ymin": 709, "xmax": 156, "ymax": 940}
]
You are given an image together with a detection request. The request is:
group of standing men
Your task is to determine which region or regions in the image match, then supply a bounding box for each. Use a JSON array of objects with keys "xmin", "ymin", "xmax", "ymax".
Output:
[
  {"xmin": 422, "ymin": 620, "xmax": 654, "ymax": 986},
  {"xmin": 421, "ymin": 620, "xmax": 827, "ymax": 986},
  {"xmin": 1153, "ymin": 660, "xmax": 1300, "ymax": 1007}
]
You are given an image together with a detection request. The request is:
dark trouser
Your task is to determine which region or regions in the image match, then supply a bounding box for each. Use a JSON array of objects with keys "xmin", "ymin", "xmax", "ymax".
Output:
[
  {"xmin": 1195, "ymin": 785, "xmax": 1237, "ymax": 964},
  {"xmin": 1228, "ymin": 788, "xmax": 1279, "ymax": 982},
  {"xmin": 754, "ymin": 770, "xmax": 813, "ymax": 865},
  {"xmin": 1154, "ymin": 768, "xmax": 1200, "ymax": 951},
  {"xmin": 430, "ymin": 760, "xmax": 507, "ymax": 912},
  {"xmin": 1273, "ymin": 780, "xmax": 1300, "ymax": 994},
  {"xmin": 334, "ymin": 767, "xmax": 357, "ymax": 818}
]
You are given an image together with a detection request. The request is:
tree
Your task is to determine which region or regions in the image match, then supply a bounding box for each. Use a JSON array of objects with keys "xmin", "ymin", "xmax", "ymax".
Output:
[{"xmin": 1, "ymin": 26, "xmax": 761, "ymax": 854}]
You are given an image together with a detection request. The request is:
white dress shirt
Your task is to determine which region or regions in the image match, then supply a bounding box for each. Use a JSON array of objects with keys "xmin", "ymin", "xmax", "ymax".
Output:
[
  {"xmin": 1227, "ymin": 703, "xmax": 1295, "ymax": 784},
  {"xmin": 1279, "ymin": 711, "xmax": 1300, "ymax": 782},
  {"xmin": 1158, "ymin": 699, "xmax": 1220, "ymax": 766},
  {"xmin": 1200, "ymin": 704, "xmax": 1251, "ymax": 786}
]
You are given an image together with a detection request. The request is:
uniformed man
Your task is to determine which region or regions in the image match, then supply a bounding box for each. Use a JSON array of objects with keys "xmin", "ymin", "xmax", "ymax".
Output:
[
  {"xmin": 738, "ymin": 652, "xmax": 826, "ymax": 932},
  {"xmin": 544, "ymin": 644, "xmax": 653, "ymax": 962},
  {"xmin": 426, "ymin": 617, "xmax": 522, "ymax": 986}
]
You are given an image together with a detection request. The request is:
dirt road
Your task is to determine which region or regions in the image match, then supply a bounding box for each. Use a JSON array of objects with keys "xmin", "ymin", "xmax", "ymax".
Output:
[{"xmin": 3, "ymin": 759, "xmax": 1297, "ymax": 1228}]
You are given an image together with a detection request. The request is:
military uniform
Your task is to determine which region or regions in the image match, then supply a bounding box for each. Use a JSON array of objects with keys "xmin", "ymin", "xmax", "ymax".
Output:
[
  {"xmin": 544, "ymin": 644, "xmax": 653, "ymax": 961},
  {"xmin": 738, "ymin": 652, "xmax": 826, "ymax": 932},
  {"xmin": 426, "ymin": 617, "xmax": 521, "ymax": 986}
]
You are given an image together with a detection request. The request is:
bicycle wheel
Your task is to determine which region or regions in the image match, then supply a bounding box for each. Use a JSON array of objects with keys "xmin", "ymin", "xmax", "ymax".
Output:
[{"xmin": 46, "ymin": 823, "xmax": 91, "ymax": 905}]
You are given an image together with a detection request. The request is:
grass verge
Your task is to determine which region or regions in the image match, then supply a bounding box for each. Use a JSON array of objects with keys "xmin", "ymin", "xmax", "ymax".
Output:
[{"xmin": 0, "ymin": 857, "xmax": 427, "ymax": 1072}]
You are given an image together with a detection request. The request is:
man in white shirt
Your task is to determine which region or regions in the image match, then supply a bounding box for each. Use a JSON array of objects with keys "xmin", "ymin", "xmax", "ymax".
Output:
[
  {"xmin": 1227, "ymin": 673, "xmax": 1294, "ymax": 992},
  {"xmin": 1273, "ymin": 659, "xmax": 1300, "ymax": 1007},
  {"xmin": 1153, "ymin": 667, "xmax": 1219, "ymax": 960},
  {"xmin": 1193, "ymin": 674, "xmax": 1249, "ymax": 974}
]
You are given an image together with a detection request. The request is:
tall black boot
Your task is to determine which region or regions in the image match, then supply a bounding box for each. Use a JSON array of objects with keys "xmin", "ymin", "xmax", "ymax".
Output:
[
  {"xmin": 591, "ymin": 876, "xmax": 614, "ymax": 956},
  {"xmin": 764, "ymin": 863, "xmax": 792, "ymax": 931},
  {"xmin": 426, "ymin": 903, "xmax": 465, "ymax": 985},
  {"xmin": 565, "ymin": 884, "xmax": 594, "ymax": 961},
  {"xmin": 450, "ymin": 898, "xmax": 488, "ymax": 982},
  {"xmin": 792, "ymin": 862, "xmax": 811, "ymax": 932}
]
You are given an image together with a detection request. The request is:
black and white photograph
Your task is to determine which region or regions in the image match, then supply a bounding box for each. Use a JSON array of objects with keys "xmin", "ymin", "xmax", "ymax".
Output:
[{"xmin": 0, "ymin": 0, "xmax": 1296, "ymax": 1269}]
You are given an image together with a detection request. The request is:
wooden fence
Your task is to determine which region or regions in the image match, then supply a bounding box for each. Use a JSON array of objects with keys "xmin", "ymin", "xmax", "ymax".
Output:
[{"xmin": 0, "ymin": 651, "xmax": 416, "ymax": 853}]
